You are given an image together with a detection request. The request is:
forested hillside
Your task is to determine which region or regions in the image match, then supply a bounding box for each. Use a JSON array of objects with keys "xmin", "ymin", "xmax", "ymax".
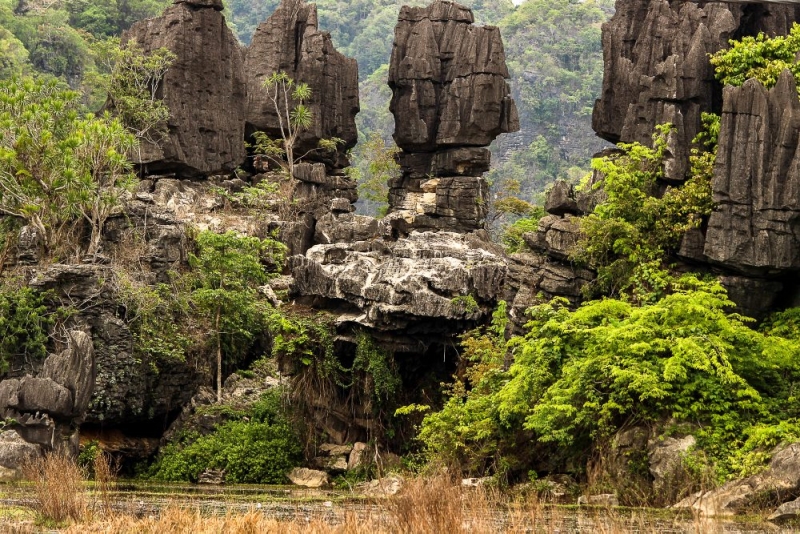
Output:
[{"xmin": 0, "ymin": 0, "xmax": 613, "ymax": 207}]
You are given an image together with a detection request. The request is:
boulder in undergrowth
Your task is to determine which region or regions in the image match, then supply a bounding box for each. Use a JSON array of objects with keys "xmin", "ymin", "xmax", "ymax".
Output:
[
  {"xmin": 674, "ymin": 442, "xmax": 800, "ymax": 516},
  {"xmin": 0, "ymin": 430, "xmax": 40, "ymax": 474},
  {"xmin": 288, "ymin": 467, "xmax": 329, "ymax": 488},
  {"xmin": 358, "ymin": 476, "xmax": 403, "ymax": 497}
]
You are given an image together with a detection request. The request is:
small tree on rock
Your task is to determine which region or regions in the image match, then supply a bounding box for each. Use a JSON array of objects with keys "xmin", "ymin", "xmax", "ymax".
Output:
[
  {"xmin": 189, "ymin": 230, "xmax": 286, "ymax": 403},
  {"xmin": 252, "ymin": 71, "xmax": 342, "ymax": 178}
]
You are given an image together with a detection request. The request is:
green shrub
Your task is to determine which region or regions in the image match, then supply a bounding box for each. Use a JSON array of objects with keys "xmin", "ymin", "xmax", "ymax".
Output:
[
  {"xmin": 415, "ymin": 279, "xmax": 800, "ymax": 482},
  {"xmin": 711, "ymin": 23, "xmax": 800, "ymax": 91},
  {"xmin": 574, "ymin": 123, "xmax": 714, "ymax": 302},
  {"xmin": 149, "ymin": 391, "xmax": 301, "ymax": 484},
  {"xmin": 501, "ymin": 211, "xmax": 544, "ymax": 253},
  {"xmin": 0, "ymin": 284, "xmax": 54, "ymax": 370}
]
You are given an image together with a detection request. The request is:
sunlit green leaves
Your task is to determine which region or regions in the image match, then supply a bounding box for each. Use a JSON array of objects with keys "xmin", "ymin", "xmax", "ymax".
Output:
[{"xmin": 0, "ymin": 76, "xmax": 138, "ymax": 256}]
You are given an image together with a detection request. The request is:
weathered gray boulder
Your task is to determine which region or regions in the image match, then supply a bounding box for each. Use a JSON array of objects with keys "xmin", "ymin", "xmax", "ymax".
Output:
[
  {"xmin": 545, "ymin": 180, "xmax": 580, "ymax": 216},
  {"xmin": 348, "ymin": 442, "xmax": 369, "ymax": 471},
  {"xmin": 769, "ymin": 497, "xmax": 800, "ymax": 525},
  {"xmin": 314, "ymin": 212, "xmax": 379, "ymax": 245},
  {"xmin": 122, "ymin": 1, "xmax": 246, "ymax": 176},
  {"xmin": 29, "ymin": 265, "xmax": 201, "ymax": 425},
  {"xmin": 675, "ymin": 442, "xmax": 800, "ymax": 516},
  {"xmin": 358, "ymin": 475, "xmax": 403, "ymax": 497},
  {"xmin": 648, "ymin": 434, "xmax": 696, "ymax": 494},
  {"xmin": 42, "ymin": 331, "xmax": 96, "ymax": 418},
  {"xmin": 524, "ymin": 215, "xmax": 581, "ymax": 262},
  {"xmin": 291, "ymin": 231, "xmax": 507, "ymax": 343},
  {"xmin": 592, "ymin": 0, "xmax": 800, "ymax": 181},
  {"xmin": 287, "ymin": 467, "xmax": 329, "ymax": 488},
  {"xmin": 0, "ymin": 430, "xmax": 39, "ymax": 472},
  {"xmin": 245, "ymin": 0, "xmax": 359, "ymax": 169},
  {"xmin": 504, "ymin": 252, "xmax": 594, "ymax": 332},
  {"xmin": 386, "ymin": 176, "xmax": 489, "ymax": 233},
  {"xmin": 16, "ymin": 225, "xmax": 40, "ymax": 265},
  {"xmin": 13, "ymin": 377, "xmax": 73, "ymax": 417}
]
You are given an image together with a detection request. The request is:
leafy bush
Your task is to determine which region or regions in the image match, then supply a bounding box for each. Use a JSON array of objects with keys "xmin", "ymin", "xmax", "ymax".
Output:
[
  {"xmin": 501, "ymin": 210, "xmax": 545, "ymax": 253},
  {"xmin": 149, "ymin": 390, "xmax": 302, "ymax": 484},
  {"xmin": 711, "ymin": 23, "xmax": 800, "ymax": 90},
  {"xmin": 0, "ymin": 76, "xmax": 137, "ymax": 257},
  {"xmin": 415, "ymin": 280, "xmax": 800, "ymax": 483},
  {"xmin": 0, "ymin": 284, "xmax": 53, "ymax": 370},
  {"xmin": 574, "ymin": 123, "xmax": 714, "ymax": 302}
]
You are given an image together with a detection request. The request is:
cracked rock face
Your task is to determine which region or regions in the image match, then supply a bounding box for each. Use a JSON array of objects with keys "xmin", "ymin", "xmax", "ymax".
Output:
[
  {"xmin": 705, "ymin": 71, "xmax": 800, "ymax": 276},
  {"xmin": 245, "ymin": 0, "xmax": 359, "ymax": 169},
  {"xmin": 387, "ymin": 0, "xmax": 518, "ymax": 232},
  {"xmin": 123, "ymin": 1, "xmax": 246, "ymax": 176},
  {"xmin": 291, "ymin": 231, "xmax": 507, "ymax": 345},
  {"xmin": 592, "ymin": 0, "xmax": 800, "ymax": 182}
]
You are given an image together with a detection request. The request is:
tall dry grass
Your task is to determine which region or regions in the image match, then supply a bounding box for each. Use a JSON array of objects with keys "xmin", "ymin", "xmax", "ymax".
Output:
[
  {"xmin": 93, "ymin": 451, "xmax": 119, "ymax": 516},
  {"xmin": 22, "ymin": 451, "xmax": 88, "ymax": 524},
  {"xmin": 55, "ymin": 472, "xmax": 721, "ymax": 534}
]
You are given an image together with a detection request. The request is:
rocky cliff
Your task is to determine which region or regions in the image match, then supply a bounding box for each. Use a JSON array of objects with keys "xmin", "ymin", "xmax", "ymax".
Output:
[
  {"xmin": 245, "ymin": 0, "xmax": 359, "ymax": 169},
  {"xmin": 593, "ymin": 0, "xmax": 800, "ymax": 182},
  {"xmin": 588, "ymin": 0, "xmax": 800, "ymax": 317},
  {"xmin": 123, "ymin": 0, "xmax": 247, "ymax": 176},
  {"xmin": 386, "ymin": 0, "xmax": 519, "ymax": 232}
]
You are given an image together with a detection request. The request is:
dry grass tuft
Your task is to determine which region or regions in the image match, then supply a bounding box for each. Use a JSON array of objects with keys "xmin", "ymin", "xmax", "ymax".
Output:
[
  {"xmin": 93, "ymin": 451, "xmax": 119, "ymax": 516},
  {"xmin": 22, "ymin": 451, "xmax": 88, "ymax": 524}
]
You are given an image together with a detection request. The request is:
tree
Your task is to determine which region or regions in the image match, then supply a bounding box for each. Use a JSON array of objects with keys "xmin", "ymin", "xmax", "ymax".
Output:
[
  {"xmin": 252, "ymin": 72, "xmax": 313, "ymax": 178},
  {"xmin": 252, "ymin": 71, "xmax": 343, "ymax": 178},
  {"xmin": 0, "ymin": 76, "xmax": 138, "ymax": 257},
  {"xmin": 189, "ymin": 231, "xmax": 286, "ymax": 403},
  {"xmin": 348, "ymin": 131, "xmax": 398, "ymax": 217},
  {"xmin": 92, "ymin": 37, "xmax": 175, "ymax": 145}
]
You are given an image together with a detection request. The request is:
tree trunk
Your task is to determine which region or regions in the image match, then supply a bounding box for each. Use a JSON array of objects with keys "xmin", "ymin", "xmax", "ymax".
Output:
[{"xmin": 215, "ymin": 306, "xmax": 222, "ymax": 404}]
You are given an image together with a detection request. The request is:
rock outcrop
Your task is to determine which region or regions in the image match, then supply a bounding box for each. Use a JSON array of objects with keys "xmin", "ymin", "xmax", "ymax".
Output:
[
  {"xmin": 704, "ymin": 71, "xmax": 800, "ymax": 275},
  {"xmin": 590, "ymin": 0, "xmax": 800, "ymax": 318},
  {"xmin": 592, "ymin": 0, "xmax": 800, "ymax": 182},
  {"xmin": 386, "ymin": 0, "xmax": 519, "ymax": 232},
  {"xmin": 123, "ymin": 0, "xmax": 246, "ymax": 176},
  {"xmin": 292, "ymin": 230, "xmax": 507, "ymax": 348},
  {"xmin": 0, "ymin": 331, "xmax": 96, "ymax": 463},
  {"xmin": 245, "ymin": 0, "xmax": 359, "ymax": 169},
  {"xmin": 675, "ymin": 442, "xmax": 800, "ymax": 516}
]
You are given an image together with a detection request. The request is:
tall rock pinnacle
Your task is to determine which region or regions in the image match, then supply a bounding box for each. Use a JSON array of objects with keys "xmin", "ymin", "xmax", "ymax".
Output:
[
  {"xmin": 123, "ymin": 0, "xmax": 246, "ymax": 176},
  {"xmin": 386, "ymin": 0, "xmax": 519, "ymax": 233},
  {"xmin": 245, "ymin": 0, "xmax": 360, "ymax": 170}
]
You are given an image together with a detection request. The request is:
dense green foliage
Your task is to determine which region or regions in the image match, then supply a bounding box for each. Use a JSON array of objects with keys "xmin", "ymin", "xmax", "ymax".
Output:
[
  {"xmin": 574, "ymin": 123, "xmax": 715, "ymax": 301},
  {"xmin": 0, "ymin": 284, "xmax": 52, "ymax": 370},
  {"xmin": 415, "ymin": 280, "xmax": 800, "ymax": 484},
  {"xmin": 149, "ymin": 390, "xmax": 302, "ymax": 484},
  {"xmin": 0, "ymin": 76, "xmax": 137, "ymax": 257},
  {"xmin": 712, "ymin": 23, "xmax": 800, "ymax": 91}
]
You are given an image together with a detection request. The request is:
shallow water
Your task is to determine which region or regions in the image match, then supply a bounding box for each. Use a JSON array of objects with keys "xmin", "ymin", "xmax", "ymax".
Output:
[{"xmin": 0, "ymin": 481, "xmax": 795, "ymax": 533}]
